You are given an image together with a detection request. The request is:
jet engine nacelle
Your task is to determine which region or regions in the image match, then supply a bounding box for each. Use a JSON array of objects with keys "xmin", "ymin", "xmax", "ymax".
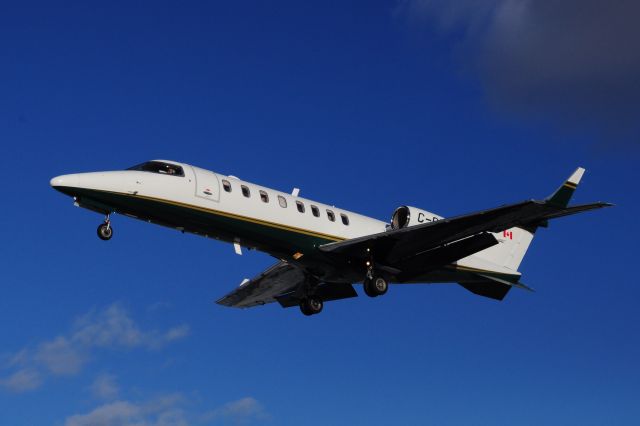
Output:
[{"xmin": 390, "ymin": 205, "xmax": 443, "ymax": 230}]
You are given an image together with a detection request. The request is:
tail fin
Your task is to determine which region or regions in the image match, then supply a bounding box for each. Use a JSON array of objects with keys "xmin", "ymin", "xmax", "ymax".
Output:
[{"xmin": 476, "ymin": 167, "xmax": 587, "ymax": 272}]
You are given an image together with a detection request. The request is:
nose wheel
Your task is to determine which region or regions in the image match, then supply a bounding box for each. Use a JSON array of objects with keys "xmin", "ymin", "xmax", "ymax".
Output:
[{"xmin": 97, "ymin": 215, "xmax": 113, "ymax": 241}]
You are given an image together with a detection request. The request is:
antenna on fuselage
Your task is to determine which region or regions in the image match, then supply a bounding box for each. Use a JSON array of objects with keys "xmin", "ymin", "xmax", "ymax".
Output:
[
  {"xmin": 233, "ymin": 241, "xmax": 242, "ymax": 255},
  {"xmin": 291, "ymin": 188, "xmax": 300, "ymax": 197}
]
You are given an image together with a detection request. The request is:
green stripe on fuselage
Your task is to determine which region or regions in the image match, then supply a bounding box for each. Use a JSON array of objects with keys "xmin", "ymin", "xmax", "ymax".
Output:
[{"xmin": 69, "ymin": 188, "xmax": 341, "ymax": 255}]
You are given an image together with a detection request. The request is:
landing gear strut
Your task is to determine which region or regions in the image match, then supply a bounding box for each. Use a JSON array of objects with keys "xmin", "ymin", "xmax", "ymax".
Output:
[
  {"xmin": 299, "ymin": 297, "xmax": 323, "ymax": 316},
  {"xmin": 97, "ymin": 214, "xmax": 113, "ymax": 241},
  {"xmin": 363, "ymin": 275, "xmax": 388, "ymax": 298}
]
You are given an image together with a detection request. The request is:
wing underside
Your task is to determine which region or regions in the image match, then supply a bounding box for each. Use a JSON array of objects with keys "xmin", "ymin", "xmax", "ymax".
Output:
[
  {"xmin": 216, "ymin": 261, "xmax": 357, "ymax": 309},
  {"xmin": 216, "ymin": 261, "xmax": 304, "ymax": 308}
]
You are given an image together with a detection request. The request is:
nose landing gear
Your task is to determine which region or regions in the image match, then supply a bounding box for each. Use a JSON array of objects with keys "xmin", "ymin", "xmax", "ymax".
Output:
[{"xmin": 97, "ymin": 214, "xmax": 113, "ymax": 241}]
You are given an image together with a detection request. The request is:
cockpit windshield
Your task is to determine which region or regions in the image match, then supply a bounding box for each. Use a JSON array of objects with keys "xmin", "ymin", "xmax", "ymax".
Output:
[{"xmin": 127, "ymin": 161, "xmax": 184, "ymax": 177}]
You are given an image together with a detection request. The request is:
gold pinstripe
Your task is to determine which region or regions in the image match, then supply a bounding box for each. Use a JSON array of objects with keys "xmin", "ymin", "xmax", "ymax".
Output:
[{"xmin": 98, "ymin": 189, "xmax": 346, "ymax": 242}]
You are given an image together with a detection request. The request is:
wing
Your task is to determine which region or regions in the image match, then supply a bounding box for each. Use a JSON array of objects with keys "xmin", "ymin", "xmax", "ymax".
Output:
[
  {"xmin": 320, "ymin": 167, "xmax": 611, "ymax": 281},
  {"xmin": 319, "ymin": 200, "xmax": 611, "ymax": 268},
  {"xmin": 216, "ymin": 261, "xmax": 357, "ymax": 308},
  {"xmin": 216, "ymin": 261, "xmax": 304, "ymax": 308}
]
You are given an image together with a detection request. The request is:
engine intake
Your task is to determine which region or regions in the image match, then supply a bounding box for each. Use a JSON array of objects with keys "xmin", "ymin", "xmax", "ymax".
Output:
[{"xmin": 390, "ymin": 206, "xmax": 443, "ymax": 230}]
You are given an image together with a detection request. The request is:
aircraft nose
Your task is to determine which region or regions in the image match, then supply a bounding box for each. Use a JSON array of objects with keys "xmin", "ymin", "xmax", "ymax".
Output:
[{"xmin": 50, "ymin": 174, "xmax": 79, "ymax": 188}]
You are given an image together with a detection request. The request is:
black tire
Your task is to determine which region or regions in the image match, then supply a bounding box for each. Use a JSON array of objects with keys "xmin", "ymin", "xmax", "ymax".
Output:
[
  {"xmin": 300, "ymin": 297, "xmax": 323, "ymax": 316},
  {"xmin": 363, "ymin": 278, "xmax": 378, "ymax": 298},
  {"xmin": 372, "ymin": 276, "xmax": 388, "ymax": 296},
  {"xmin": 300, "ymin": 301, "xmax": 312, "ymax": 316},
  {"xmin": 307, "ymin": 297, "xmax": 323, "ymax": 314},
  {"xmin": 97, "ymin": 223, "xmax": 113, "ymax": 241},
  {"xmin": 363, "ymin": 276, "xmax": 388, "ymax": 297}
]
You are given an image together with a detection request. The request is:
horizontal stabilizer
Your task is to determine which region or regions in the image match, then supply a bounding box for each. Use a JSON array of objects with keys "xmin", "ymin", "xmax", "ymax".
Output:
[
  {"xmin": 458, "ymin": 281, "xmax": 511, "ymax": 301},
  {"xmin": 459, "ymin": 272, "xmax": 534, "ymax": 301},
  {"xmin": 476, "ymin": 273, "xmax": 534, "ymax": 292}
]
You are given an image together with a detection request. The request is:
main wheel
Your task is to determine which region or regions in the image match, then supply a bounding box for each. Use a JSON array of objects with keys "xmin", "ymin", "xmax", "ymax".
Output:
[
  {"xmin": 372, "ymin": 276, "xmax": 388, "ymax": 296},
  {"xmin": 363, "ymin": 278, "xmax": 377, "ymax": 298},
  {"xmin": 300, "ymin": 297, "xmax": 323, "ymax": 316},
  {"xmin": 300, "ymin": 301, "xmax": 312, "ymax": 316},
  {"xmin": 363, "ymin": 276, "xmax": 388, "ymax": 297},
  {"xmin": 97, "ymin": 223, "xmax": 113, "ymax": 241}
]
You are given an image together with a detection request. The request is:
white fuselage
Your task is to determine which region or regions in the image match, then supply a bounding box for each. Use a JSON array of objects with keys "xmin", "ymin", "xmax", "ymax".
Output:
[{"xmin": 51, "ymin": 159, "xmax": 523, "ymax": 283}]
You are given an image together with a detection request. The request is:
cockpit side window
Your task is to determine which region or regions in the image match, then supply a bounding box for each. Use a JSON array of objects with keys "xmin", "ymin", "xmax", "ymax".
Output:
[{"xmin": 127, "ymin": 161, "xmax": 184, "ymax": 177}]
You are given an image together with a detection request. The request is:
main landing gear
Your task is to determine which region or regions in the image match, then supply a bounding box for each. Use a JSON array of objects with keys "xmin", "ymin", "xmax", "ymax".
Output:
[
  {"xmin": 362, "ymin": 253, "xmax": 389, "ymax": 298},
  {"xmin": 97, "ymin": 214, "xmax": 113, "ymax": 241},
  {"xmin": 363, "ymin": 275, "xmax": 388, "ymax": 298},
  {"xmin": 299, "ymin": 297, "xmax": 323, "ymax": 316}
]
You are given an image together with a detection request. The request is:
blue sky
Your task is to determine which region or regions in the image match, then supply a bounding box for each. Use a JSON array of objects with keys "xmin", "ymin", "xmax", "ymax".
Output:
[{"xmin": 1, "ymin": 1, "xmax": 639, "ymax": 425}]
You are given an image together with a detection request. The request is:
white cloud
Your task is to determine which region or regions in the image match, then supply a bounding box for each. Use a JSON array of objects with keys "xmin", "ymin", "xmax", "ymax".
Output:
[
  {"xmin": 396, "ymin": 0, "xmax": 640, "ymax": 144},
  {"xmin": 71, "ymin": 303, "xmax": 147, "ymax": 348},
  {"xmin": 64, "ymin": 394, "xmax": 187, "ymax": 426},
  {"xmin": 90, "ymin": 373, "xmax": 119, "ymax": 400},
  {"xmin": 34, "ymin": 336, "xmax": 85, "ymax": 376},
  {"xmin": 5, "ymin": 348, "xmax": 29, "ymax": 368},
  {"xmin": 0, "ymin": 303, "xmax": 190, "ymax": 393},
  {"xmin": 65, "ymin": 401, "xmax": 142, "ymax": 426},
  {"xmin": 65, "ymin": 395, "xmax": 269, "ymax": 426},
  {"xmin": 162, "ymin": 324, "xmax": 191, "ymax": 343},
  {"xmin": 201, "ymin": 397, "xmax": 269, "ymax": 425},
  {"xmin": 0, "ymin": 368, "xmax": 42, "ymax": 393},
  {"xmin": 72, "ymin": 303, "xmax": 190, "ymax": 350}
]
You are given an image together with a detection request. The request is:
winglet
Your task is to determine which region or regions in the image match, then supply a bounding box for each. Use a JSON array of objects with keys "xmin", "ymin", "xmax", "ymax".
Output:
[{"xmin": 547, "ymin": 167, "xmax": 585, "ymax": 207}]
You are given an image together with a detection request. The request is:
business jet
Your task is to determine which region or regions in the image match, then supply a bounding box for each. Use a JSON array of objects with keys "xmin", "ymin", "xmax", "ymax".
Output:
[{"xmin": 50, "ymin": 160, "xmax": 611, "ymax": 316}]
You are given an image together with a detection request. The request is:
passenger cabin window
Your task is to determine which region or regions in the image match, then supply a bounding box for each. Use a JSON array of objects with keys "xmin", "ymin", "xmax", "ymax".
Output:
[
  {"xmin": 341, "ymin": 213, "xmax": 350, "ymax": 225},
  {"xmin": 296, "ymin": 201, "xmax": 305, "ymax": 213},
  {"xmin": 327, "ymin": 210, "xmax": 335, "ymax": 222},
  {"xmin": 127, "ymin": 161, "xmax": 184, "ymax": 177},
  {"xmin": 278, "ymin": 195, "xmax": 287, "ymax": 208},
  {"xmin": 259, "ymin": 190, "xmax": 269, "ymax": 203},
  {"xmin": 241, "ymin": 185, "xmax": 250, "ymax": 198},
  {"xmin": 311, "ymin": 205, "xmax": 320, "ymax": 217},
  {"xmin": 222, "ymin": 180, "xmax": 232, "ymax": 192}
]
